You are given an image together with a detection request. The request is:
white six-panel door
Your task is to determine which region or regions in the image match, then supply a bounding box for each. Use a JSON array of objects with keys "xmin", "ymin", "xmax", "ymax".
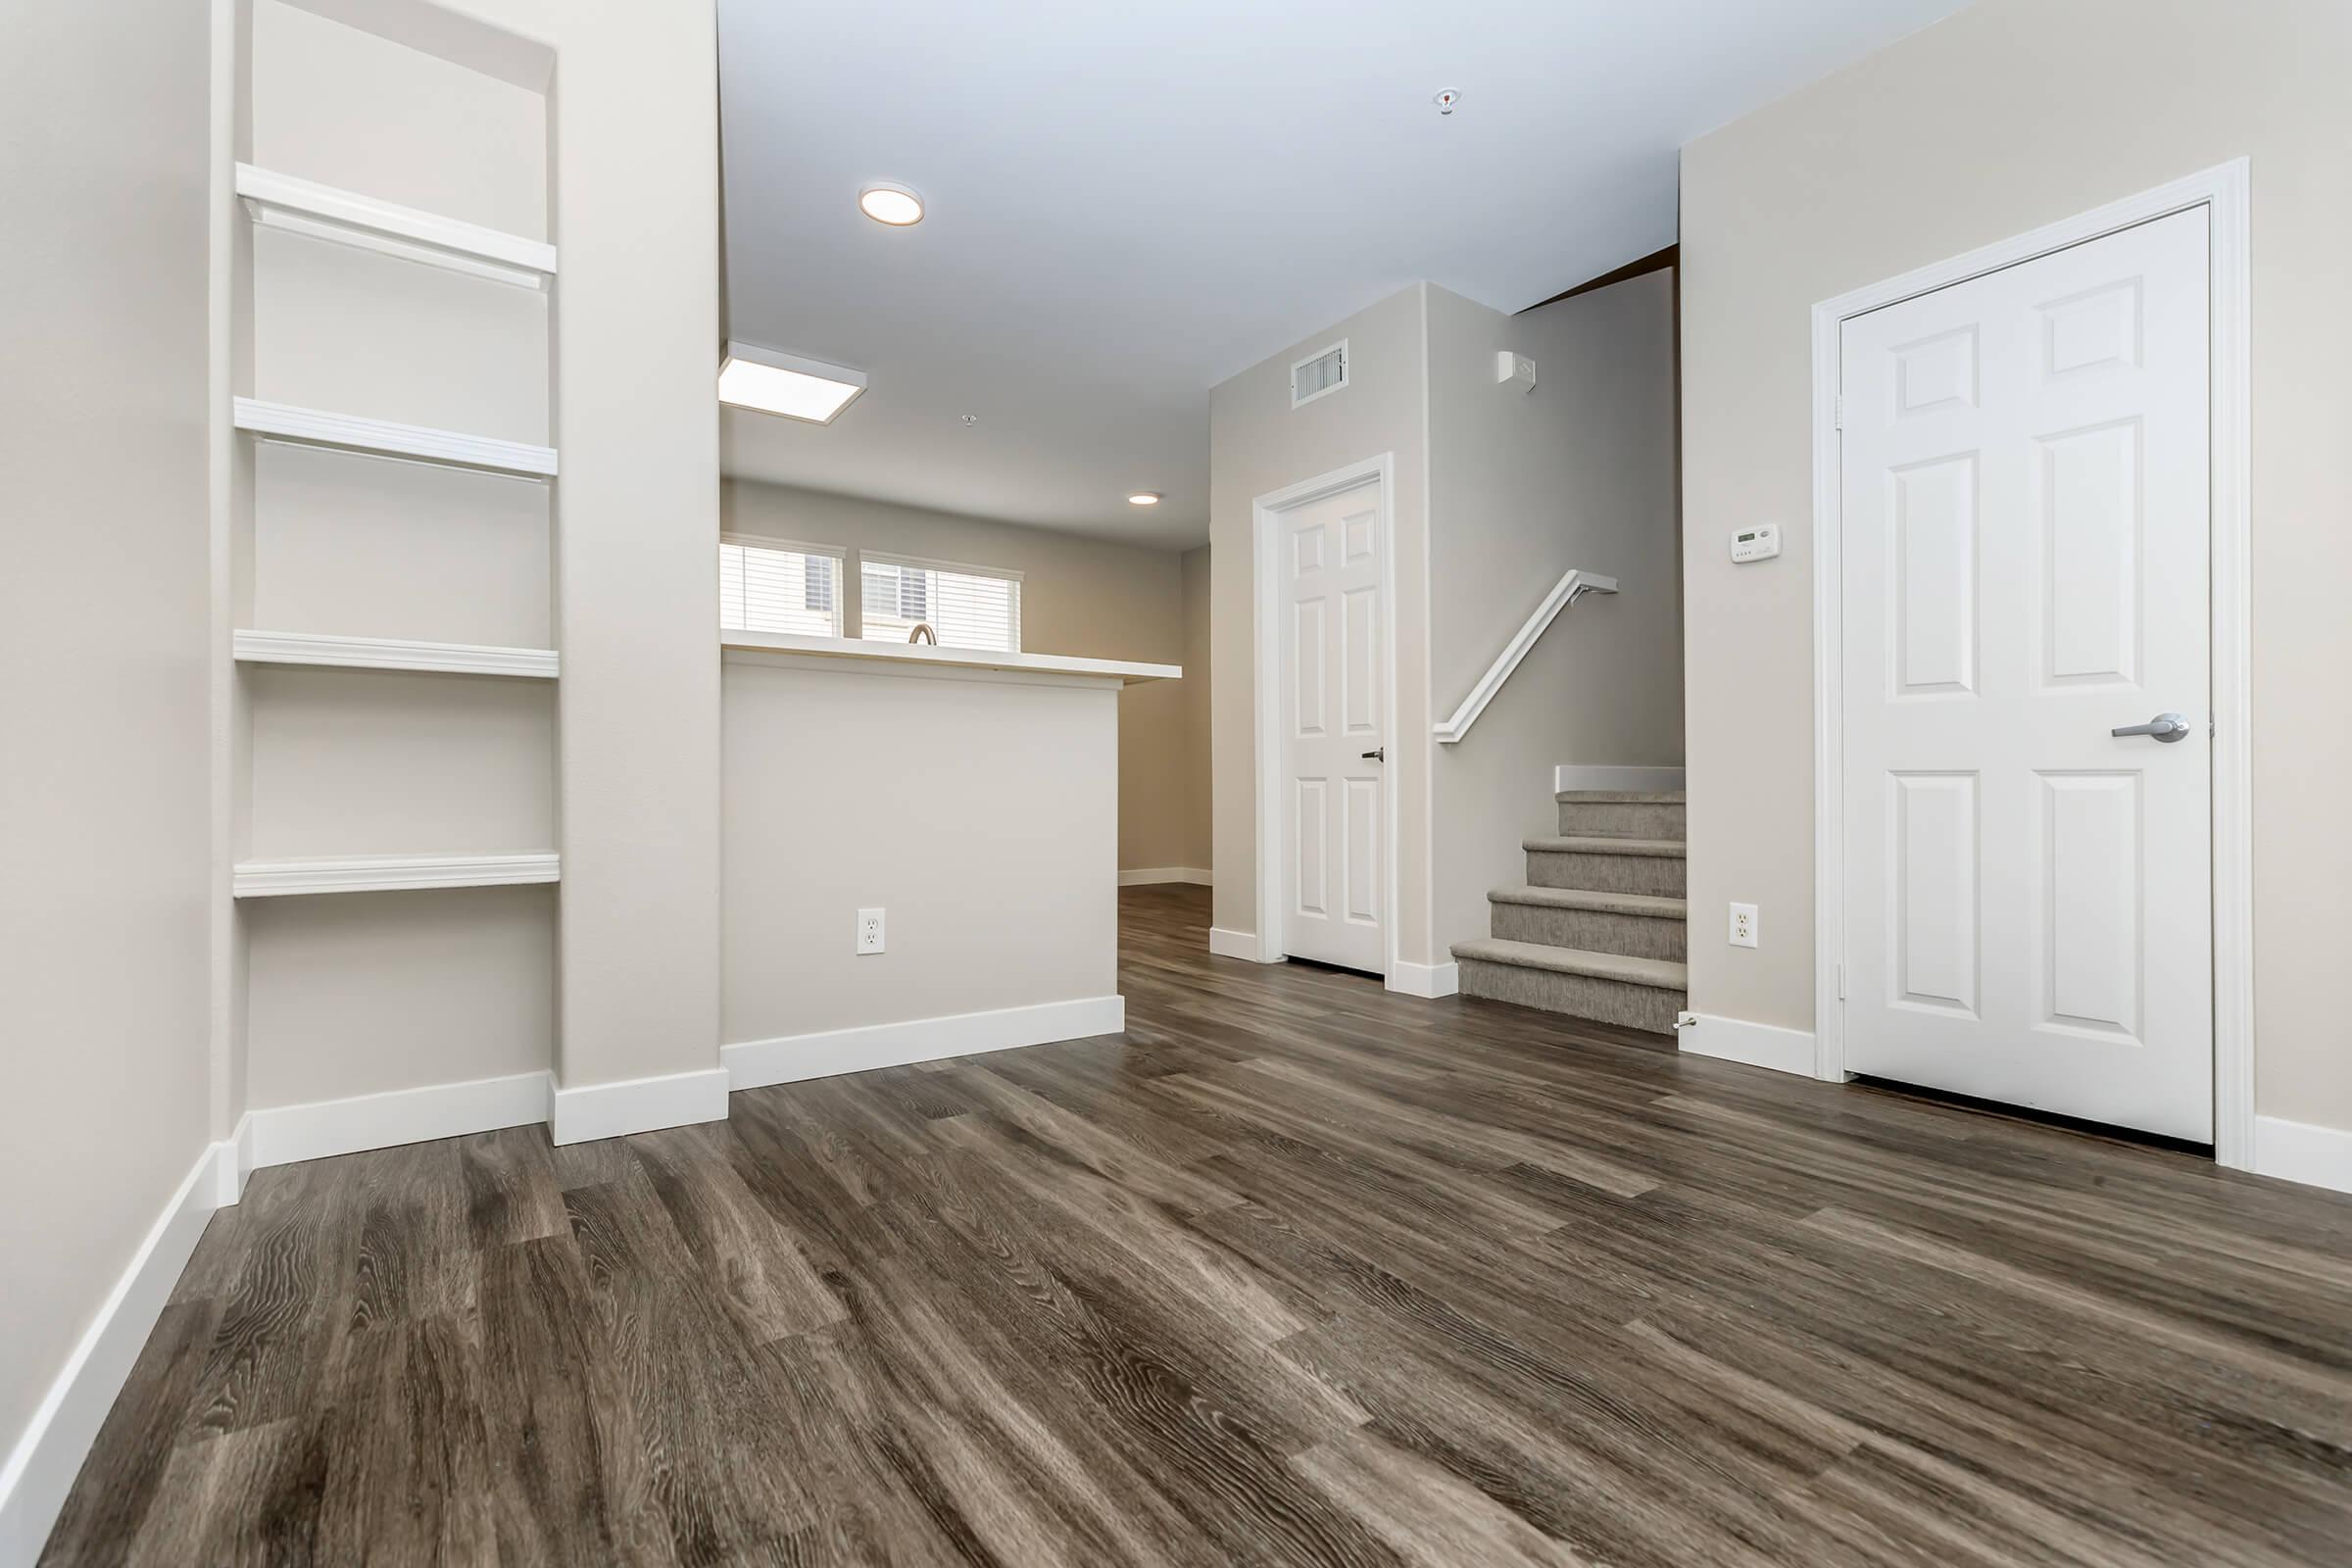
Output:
[
  {"xmin": 1279, "ymin": 479, "xmax": 1386, "ymax": 973},
  {"xmin": 1839, "ymin": 207, "xmax": 2214, "ymax": 1141}
]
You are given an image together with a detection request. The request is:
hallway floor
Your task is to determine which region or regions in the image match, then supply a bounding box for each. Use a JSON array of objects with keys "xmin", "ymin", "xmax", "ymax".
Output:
[{"xmin": 42, "ymin": 885, "xmax": 2352, "ymax": 1565}]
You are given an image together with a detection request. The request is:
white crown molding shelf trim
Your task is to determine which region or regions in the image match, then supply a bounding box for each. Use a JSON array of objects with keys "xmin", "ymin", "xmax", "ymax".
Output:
[
  {"xmin": 551, "ymin": 1067, "xmax": 731, "ymax": 1146},
  {"xmin": 1388, "ymin": 959, "xmax": 1459, "ymax": 999},
  {"xmin": 1678, "ymin": 1013, "xmax": 1817, "ymax": 1078},
  {"xmin": 237, "ymin": 1072, "xmax": 553, "ymax": 1174},
  {"xmin": 233, "ymin": 853, "xmax": 560, "ymax": 899},
  {"xmin": 721, "ymin": 630, "xmax": 1178, "ymax": 686},
  {"xmin": 1207, "ymin": 926, "xmax": 1276, "ymax": 963},
  {"xmin": 0, "ymin": 1139, "xmax": 236, "ymax": 1561},
  {"xmin": 2252, "ymin": 1116, "xmax": 2352, "ymax": 1197},
  {"xmin": 233, "ymin": 398, "xmax": 558, "ymax": 478},
  {"xmin": 724, "ymin": 996, "xmax": 1127, "ymax": 1092},
  {"xmin": 1117, "ymin": 866, "xmax": 1213, "ymax": 887},
  {"xmin": 234, "ymin": 629, "xmax": 559, "ymax": 679},
  {"xmin": 1554, "ymin": 765, "xmax": 1687, "ymax": 794},
  {"xmin": 236, "ymin": 164, "xmax": 557, "ymax": 287}
]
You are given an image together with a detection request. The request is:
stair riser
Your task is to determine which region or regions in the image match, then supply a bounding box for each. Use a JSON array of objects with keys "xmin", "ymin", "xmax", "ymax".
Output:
[
  {"xmin": 1527, "ymin": 850, "xmax": 1686, "ymax": 898},
  {"xmin": 1458, "ymin": 959, "xmax": 1684, "ymax": 1034},
  {"xmin": 1491, "ymin": 903, "xmax": 1687, "ymax": 961},
  {"xmin": 1555, "ymin": 800, "xmax": 1686, "ymax": 839}
]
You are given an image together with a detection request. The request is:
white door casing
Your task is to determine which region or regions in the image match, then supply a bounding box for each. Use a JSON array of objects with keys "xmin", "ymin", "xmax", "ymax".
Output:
[
  {"xmin": 1838, "ymin": 207, "xmax": 2213, "ymax": 1142},
  {"xmin": 1277, "ymin": 478, "xmax": 1387, "ymax": 972}
]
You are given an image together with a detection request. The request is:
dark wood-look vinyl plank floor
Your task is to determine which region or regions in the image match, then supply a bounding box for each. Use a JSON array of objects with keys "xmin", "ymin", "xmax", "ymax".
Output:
[{"xmin": 40, "ymin": 885, "xmax": 2352, "ymax": 1565}]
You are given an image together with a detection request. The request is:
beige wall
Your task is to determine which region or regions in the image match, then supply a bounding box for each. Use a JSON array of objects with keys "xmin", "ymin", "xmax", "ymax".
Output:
[
  {"xmin": 1680, "ymin": 0, "xmax": 2352, "ymax": 1129},
  {"xmin": 1427, "ymin": 274, "xmax": 1685, "ymax": 956},
  {"xmin": 722, "ymin": 481, "xmax": 1197, "ymax": 873},
  {"xmin": 463, "ymin": 0, "xmax": 724, "ymax": 1095},
  {"xmin": 0, "ymin": 0, "xmax": 214, "ymax": 1512},
  {"xmin": 1180, "ymin": 545, "xmax": 1214, "ymax": 872},
  {"xmin": 1209, "ymin": 283, "xmax": 1435, "ymax": 960},
  {"xmin": 722, "ymin": 657, "xmax": 1119, "ymax": 1044}
]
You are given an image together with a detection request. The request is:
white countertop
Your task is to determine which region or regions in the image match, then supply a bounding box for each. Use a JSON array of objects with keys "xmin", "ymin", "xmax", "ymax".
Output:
[{"xmin": 719, "ymin": 630, "xmax": 1180, "ymax": 685}]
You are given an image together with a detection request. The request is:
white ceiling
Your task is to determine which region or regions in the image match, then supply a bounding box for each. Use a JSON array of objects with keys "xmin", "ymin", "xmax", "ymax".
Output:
[{"xmin": 716, "ymin": 0, "xmax": 1967, "ymax": 550}]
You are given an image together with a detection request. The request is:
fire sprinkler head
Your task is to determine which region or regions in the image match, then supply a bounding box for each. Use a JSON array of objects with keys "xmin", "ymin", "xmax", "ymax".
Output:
[{"xmin": 1433, "ymin": 88, "xmax": 1460, "ymax": 115}]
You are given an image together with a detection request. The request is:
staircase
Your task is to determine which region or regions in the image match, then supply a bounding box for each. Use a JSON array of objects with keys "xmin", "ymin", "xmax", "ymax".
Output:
[{"xmin": 1451, "ymin": 789, "xmax": 1688, "ymax": 1033}]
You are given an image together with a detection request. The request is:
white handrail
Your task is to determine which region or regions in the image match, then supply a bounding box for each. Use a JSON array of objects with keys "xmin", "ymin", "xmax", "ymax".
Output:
[{"xmin": 1433, "ymin": 569, "xmax": 1618, "ymax": 744}]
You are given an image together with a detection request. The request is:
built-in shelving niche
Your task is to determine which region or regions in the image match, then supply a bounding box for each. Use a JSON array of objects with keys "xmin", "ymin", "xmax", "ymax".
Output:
[{"xmin": 230, "ymin": 0, "xmax": 559, "ymax": 1114}]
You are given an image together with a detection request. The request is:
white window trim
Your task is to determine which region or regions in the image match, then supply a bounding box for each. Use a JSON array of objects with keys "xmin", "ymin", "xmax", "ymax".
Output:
[
  {"xmin": 1290, "ymin": 338, "xmax": 1349, "ymax": 409},
  {"xmin": 854, "ymin": 550, "xmax": 1024, "ymax": 653},
  {"xmin": 718, "ymin": 533, "xmax": 849, "ymax": 636}
]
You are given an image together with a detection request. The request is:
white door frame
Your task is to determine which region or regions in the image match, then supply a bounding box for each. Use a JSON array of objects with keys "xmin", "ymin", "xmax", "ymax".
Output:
[
  {"xmin": 1250, "ymin": 453, "xmax": 1401, "ymax": 985},
  {"xmin": 1809, "ymin": 159, "xmax": 2253, "ymax": 1167}
]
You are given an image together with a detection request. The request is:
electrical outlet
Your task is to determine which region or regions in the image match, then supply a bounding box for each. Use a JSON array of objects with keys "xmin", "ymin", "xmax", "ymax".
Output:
[
  {"xmin": 1728, "ymin": 903, "xmax": 1758, "ymax": 949},
  {"xmin": 857, "ymin": 907, "xmax": 885, "ymax": 955}
]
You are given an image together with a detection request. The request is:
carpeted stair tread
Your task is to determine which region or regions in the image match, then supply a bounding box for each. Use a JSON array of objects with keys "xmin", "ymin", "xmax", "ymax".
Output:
[
  {"xmin": 1552, "ymin": 790, "xmax": 1686, "ymax": 804},
  {"xmin": 1523, "ymin": 835, "xmax": 1687, "ymax": 858},
  {"xmin": 1448, "ymin": 938, "xmax": 1688, "ymax": 991},
  {"xmin": 1487, "ymin": 886, "xmax": 1687, "ymax": 918}
]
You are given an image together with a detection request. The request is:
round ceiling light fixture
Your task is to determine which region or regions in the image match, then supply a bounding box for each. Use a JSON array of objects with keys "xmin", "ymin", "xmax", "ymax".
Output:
[
  {"xmin": 858, "ymin": 182, "xmax": 925, "ymax": 225},
  {"xmin": 1127, "ymin": 491, "xmax": 1162, "ymax": 507}
]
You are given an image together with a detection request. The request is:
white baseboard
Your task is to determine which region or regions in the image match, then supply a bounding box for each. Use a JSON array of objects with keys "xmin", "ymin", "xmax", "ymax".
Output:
[
  {"xmin": 0, "ymin": 1139, "xmax": 236, "ymax": 1563},
  {"xmin": 1554, "ymin": 764, "xmax": 1686, "ymax": 794},
  {"xmin": 2253, "ymin": 1115, "xmax": 2352, "ymax": 1197},
  {"xmin": 1208, "ymin": 926, "xmax": 1275, "ymax": 962},
  {"xmin": 551, "ymin": 1066, "xmax": 730, "ymax": 1146},
  {"xmin": 1118, "ymin": 866, "xmax": 1212, "ymax": 886},
  {"xmin": 239, "ymin": 1070, "xmax": 553, "ymax": 1172},
  {"xmin": 1388, "ymin": 959, "xmax": 1459, "ymax": 999},
  {"xmin": 1677, "ymin": 1012, "xmax": 1815, "ymax": 1077},
  {"xmin": 725, "ymin": 995, "xmax": 1126, "ymax": 1091}
]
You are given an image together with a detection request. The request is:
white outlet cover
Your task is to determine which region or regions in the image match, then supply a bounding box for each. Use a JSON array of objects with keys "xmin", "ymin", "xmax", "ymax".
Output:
[
  {"xmin": 1728, "ymin": 902, "xmax": 1758, "ymax": 949},
  {"xmin": 857, "ymin": 906, "xmax": 885, "ymax": 955}
]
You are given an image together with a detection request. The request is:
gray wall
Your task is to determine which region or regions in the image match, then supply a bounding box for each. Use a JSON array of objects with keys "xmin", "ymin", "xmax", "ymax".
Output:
[
  {"xmin": 722, "ymin": 481, "xmax": 1199, "ymax": 875},
  {"xmin": 1428, "ymin": 273, "xmax": 1684, "ymax": 956},
  {"xmin": 1680, "ymin": 0, "xmax": 2352, "ymax": 1129},
  {"xmin": 0, "ymin": 0, "xmax": 214, "ymax": 1497}
]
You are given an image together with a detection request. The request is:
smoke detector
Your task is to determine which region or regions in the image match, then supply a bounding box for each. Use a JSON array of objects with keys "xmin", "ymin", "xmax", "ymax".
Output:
[{"xmin": 1433, "ymin": 89, "xmax": 1461, "ymax": 116}]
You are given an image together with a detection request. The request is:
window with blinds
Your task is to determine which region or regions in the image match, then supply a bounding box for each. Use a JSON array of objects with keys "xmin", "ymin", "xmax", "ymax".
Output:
[
  {"xmin": 859, "ymin": 554, "xmax": 1021, "ymax": 652},
  {"xmin": 718, "ymin": 537, "xmax": 845, "ymax": 636}
]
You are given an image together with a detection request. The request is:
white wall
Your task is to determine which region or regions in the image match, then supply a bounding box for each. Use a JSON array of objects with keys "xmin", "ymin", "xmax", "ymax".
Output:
[
  {"xmin": 722, "ymin": 658, "xmax": 1119, "ymax": 1045},
  {"xmin": 1427, "ymin": 274, "xmax": 1684, "ymax": 955},
  {"xmin": 1208, "ymin": 284, "xmax": 1435, "ymax": 960},
  {"xmin": 0, "ymin": 0, "xmax": 214, "ymax": 1516},
  {"xmin": 722, "ymin": 481, "xmax": 1198, "ymax": 875},
  {"xmin": 1680, "ymin": 0, "xmax": 2352, "ymax": 1130}
]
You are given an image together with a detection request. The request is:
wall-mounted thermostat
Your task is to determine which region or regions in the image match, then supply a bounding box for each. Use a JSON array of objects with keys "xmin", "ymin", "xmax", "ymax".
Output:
[
  {"xmin": 1731, "ymin": 523, "xmax": 1782, "ymax": 564},
  {"xmin": 1494, "ymin": 351, "xmax": 1536, "ymax": 392}
]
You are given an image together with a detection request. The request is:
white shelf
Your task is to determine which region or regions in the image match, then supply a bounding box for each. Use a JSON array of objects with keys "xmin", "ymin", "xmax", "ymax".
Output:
[
  {"xmin": 235, "ymin": 630, "xmax": 559, "ymax": 679},
  {"xmin": 237, "ymin": 164, "xmax": 557, "ymax": 288},
  {"xmin": 234, "ymin": 398, "xmax": 558, "ymax": 478},
  {"xmin": 720, "ymin": 629, "xmax": 1181, "ymax": 685},
  {"xmin": 234, "ymin": 853, "xmax": 561, "ymax": 899}
]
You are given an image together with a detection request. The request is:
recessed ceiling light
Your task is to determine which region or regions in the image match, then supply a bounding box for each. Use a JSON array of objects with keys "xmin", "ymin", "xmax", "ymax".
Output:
[
  {"xmin": 717, "ymin": 342, "xmax": 867, "ymax": 424},
  {"xmin": 858, "ymin": 183, "xmax": 924, "ymax": 225},
  {"xmin": 1127, "ymin": 491, "xmax": 1162, "ymax": 506}
]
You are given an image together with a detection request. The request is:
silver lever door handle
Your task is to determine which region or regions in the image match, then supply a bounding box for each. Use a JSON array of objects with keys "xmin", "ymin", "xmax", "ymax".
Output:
[{"xmin": 2111, "ymin": 711, "xmax": 2189, "ymax": 743}]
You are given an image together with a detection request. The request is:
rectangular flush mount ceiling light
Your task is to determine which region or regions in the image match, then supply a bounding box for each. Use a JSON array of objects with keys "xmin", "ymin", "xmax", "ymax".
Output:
[{"xmin": 718, "ymin": 341, "xmax": 868, "ymax": 423}]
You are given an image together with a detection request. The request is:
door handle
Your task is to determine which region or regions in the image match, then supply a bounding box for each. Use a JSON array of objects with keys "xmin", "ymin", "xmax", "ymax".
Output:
[
  {"xmin": 1360, "ymin": 748, "xmax": 1385, "ymax": 762},
  {"xmin": 2110, "ymin": 711, "xmax": 2190, "ymax": 743}
]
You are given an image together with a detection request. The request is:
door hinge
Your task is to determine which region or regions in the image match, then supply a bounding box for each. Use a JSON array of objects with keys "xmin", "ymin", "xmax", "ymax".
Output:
[
  {"xmin": 1837, "ymin": 962, "xmax": 1846, "ymax": 1001},
  {"xmin": 1833, "ymin": 394, "xmax": 1844, "ymax": 430}
]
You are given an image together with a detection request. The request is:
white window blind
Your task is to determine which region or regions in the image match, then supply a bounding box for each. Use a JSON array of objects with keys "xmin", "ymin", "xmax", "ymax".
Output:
[
  {"xmin": 859, "ymin": 554, "xmax": 1021, "ymax": 652},
  {"xmin": 719, "ymin": 538, "xmax": 845, "ymax": 636}
]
